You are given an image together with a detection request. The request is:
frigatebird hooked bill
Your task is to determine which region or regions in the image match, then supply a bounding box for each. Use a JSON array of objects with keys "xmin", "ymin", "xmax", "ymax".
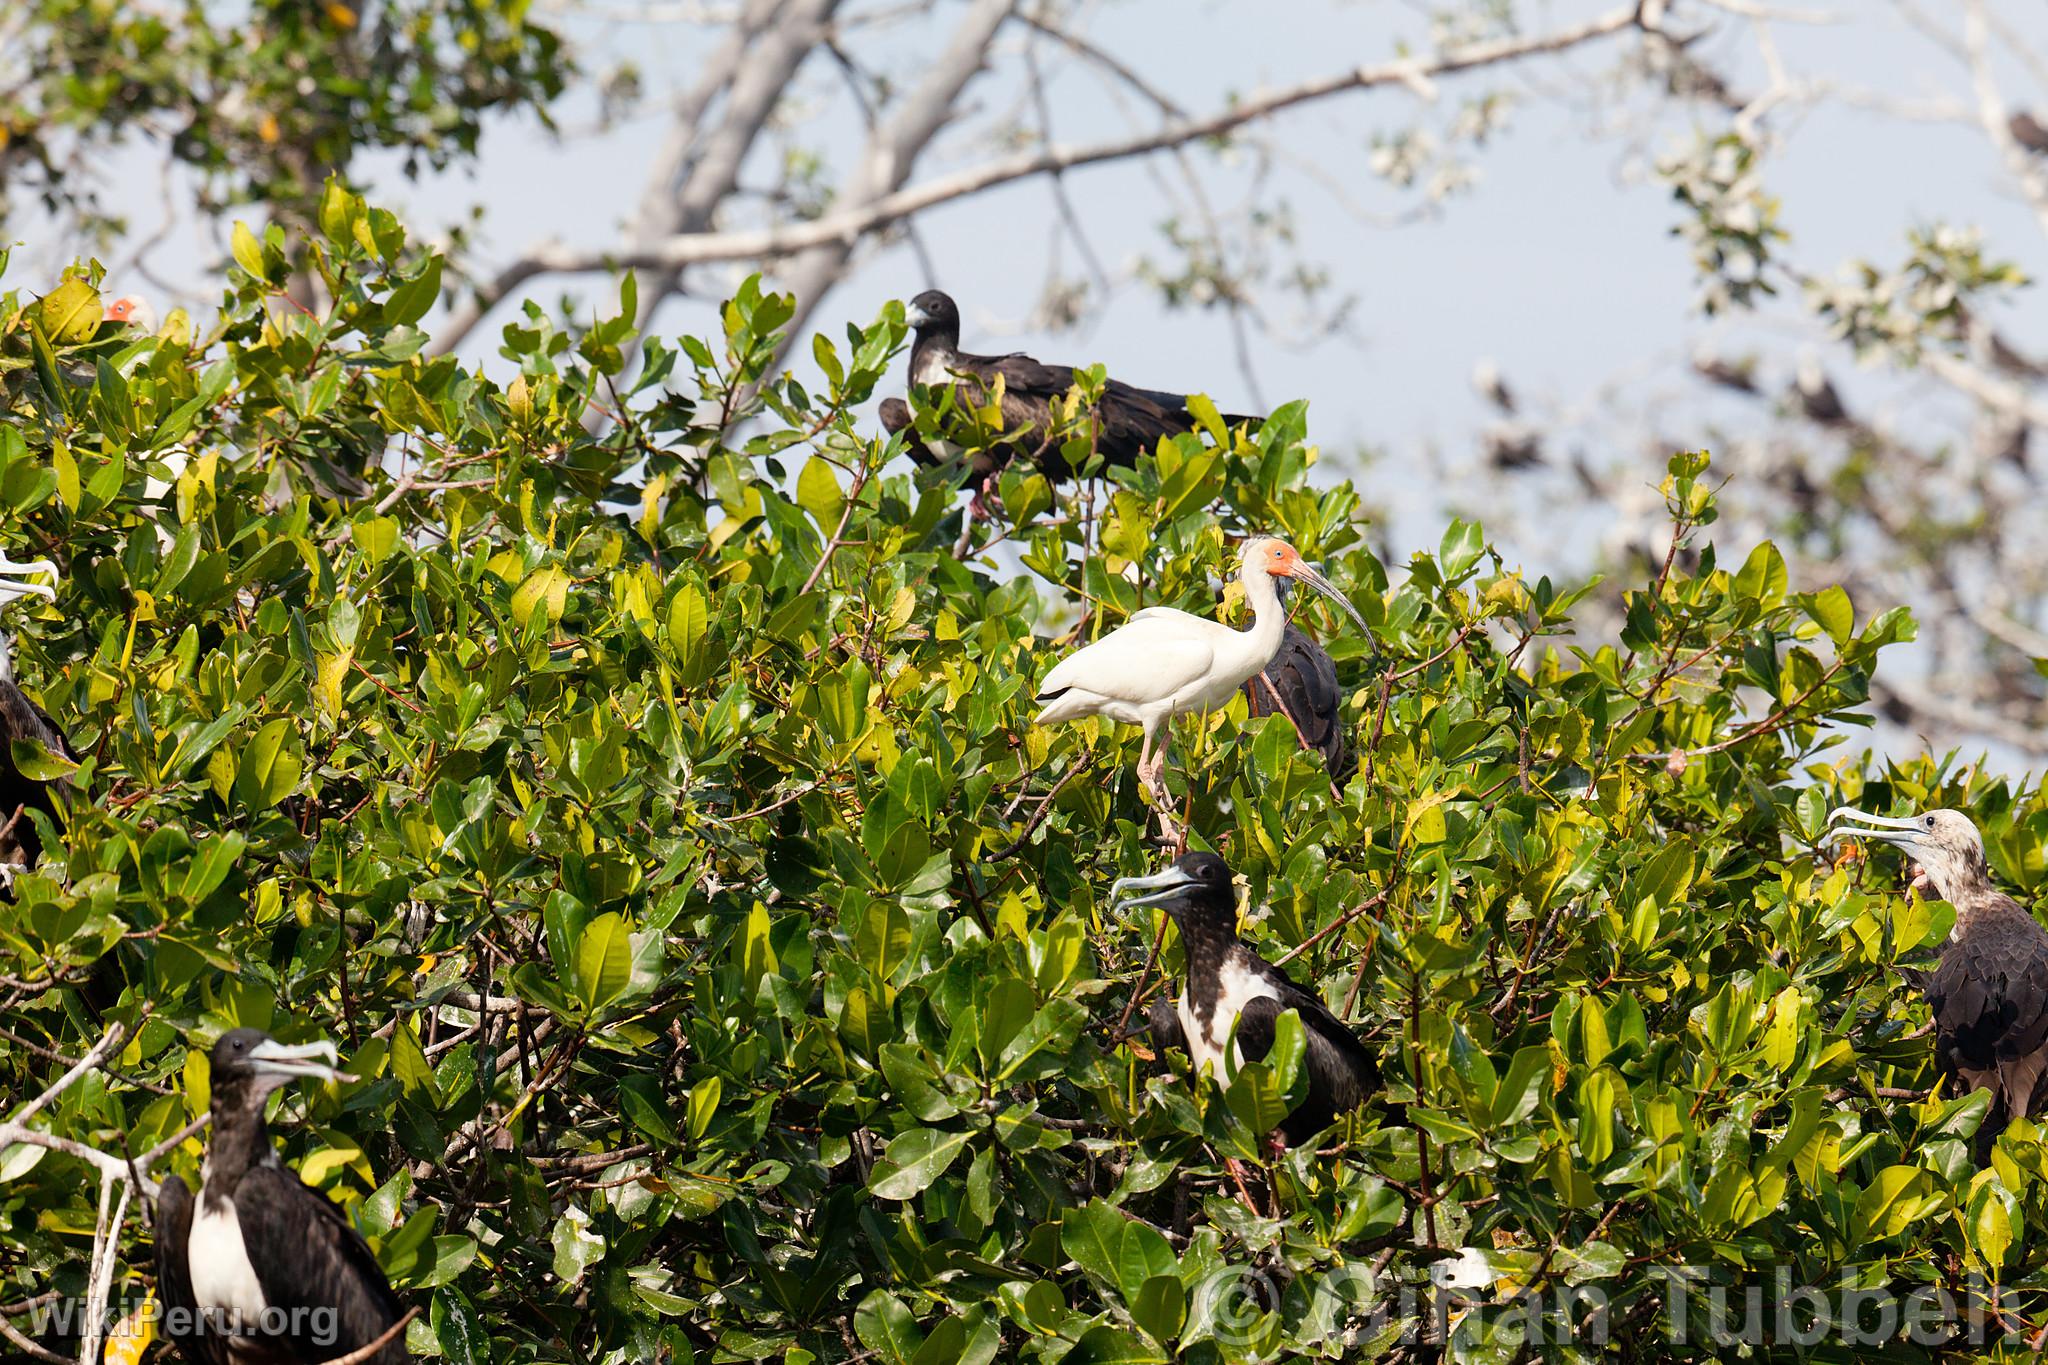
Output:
[
  {"xmin": 1825, "ymin": 806, "xmax": 2048, "ymax": 1163},
  {"xmin": 1115, "ymin": 851, "xmax": 1379, "ymax": 1146}
]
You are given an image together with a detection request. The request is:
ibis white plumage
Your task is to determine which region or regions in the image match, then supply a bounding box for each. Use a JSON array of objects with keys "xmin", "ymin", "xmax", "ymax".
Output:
[{"xmin": 1033, "ymin": 537, "xmax": 1368, "ymax": 815}]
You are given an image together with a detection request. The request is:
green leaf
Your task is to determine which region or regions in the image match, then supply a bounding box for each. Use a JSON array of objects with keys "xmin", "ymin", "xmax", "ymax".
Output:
[
  {"xmin": 549, "ymin": 1204, "xmax": 605, "ymax": 1284},
  {"xmin": 575, "ymin": 912, "xmax": 633, "ymax": 1012},
  {"xmin": 1734, "ymin": 541, "xmax": 1788, "ymax": 606},
  {"xmin": 385, "ymin": 254, "xmax": 445, "ymax": 326},
  {"xmin": 1853, "ymin": 1165, "xmax": 1939, "ymax": 1240},
  {"xmin": 230, "ymin": 221, "xmax": 267, "ymax": 281},
  {"xmin": 854, "ymin": 1289, "xmax": 924, "ymax": 1365},
  {"xmin": 796, "ymin": 455, "xmax": 845, "ymax": 530},
  {"xmin": 686, "ymin": 1075, "xmax": 721, "ymax": 1140},
  {"xmin": 8, "ymin": 738, "xmax": 77, "ymax": 782},
  {"xmin": 1490, "ymin": 1046, "xmax": 1550, "ymax": 1128},
  {"xmin": 1806, "ymin": 584, "xmax": 1854, "ymax": 645},
  {"xmin": 1130, "ymin": 1275, "xmax": 1185, "ymax": 1345},
  {"xmin": 234, "ymin": 718, "xmax": 302, "ymax": 808},
  {"xmin": 37, "ymin": 276, "xmax": 101, "ymax": 344},
  {"xmin": 868, "ymin": 1127, "xmax": 971, "ymax": 1200},
  {"xmin": 431, "ymin": 1286, "xmax": 487, "ymax": 1365},
  {"xmin": 1439, "ymin": 518, "xmax": 1485, "ymax": 579},
  {"xmin": 510, "ymin": 564, "xmax": 571, "ymax": 627}
]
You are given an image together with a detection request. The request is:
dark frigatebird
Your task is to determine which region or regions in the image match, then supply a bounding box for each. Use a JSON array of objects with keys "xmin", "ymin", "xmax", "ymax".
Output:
[
  {"xmin": 1825, "ymin": 807, "xmax": 2048, "ymax": 1163},
  {"xmin": 1115, "ymin": 852, "xmax": 1379, "ymax": 1146},
  {"xmin": 156, "ymin": 1029, "xmax": 409, "ymax": 1364},
  {"xmin": 902, "ymin": 289, "xmax": 1259, "ymax": 506},
  {"xmin": 0, "ymin": 555, "xmax": 71, "ymax": 884},
  {"xmin": 1244, "ymin": 591, "xmax": 1354, "ymax": 783}
]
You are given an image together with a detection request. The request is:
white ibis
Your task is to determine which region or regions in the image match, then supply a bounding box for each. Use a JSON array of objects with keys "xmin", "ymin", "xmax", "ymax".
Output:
[
  {"xmin": 104, "ymin": 295, "xmax": 159, "ymax": 333},
  {"xmin": 0, "ymin": 556, "xmax": 70, "ymax": 885},
  {"xmin": 155, "ymin": 1028, "xmax": 409, "ymax": 1364},
  {"xmin": 1034, "ymin": 537, "xmax": 1368, "ymax": 821},
  {"xmin": 1824, "ymin": 806, "xmax": 2048, "ymax": 1163},
  {"xmin": 1116, "ymin": 851, "xmax": 1379, "ymax": 1146}
]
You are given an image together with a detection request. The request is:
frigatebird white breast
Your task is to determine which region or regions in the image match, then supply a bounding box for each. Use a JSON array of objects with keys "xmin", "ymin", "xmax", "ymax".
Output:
[
  {"xmin": 155, "ymin": 1028, "xmax": 408, "ymax": 1365},
  {"xmin": 1116, "ymin": 852, "xmax": 1379, "ymax": 1146},
  {"xmin": 0, "ymin": 555, "xmax": 71, "ymax": 881},
  {"xmin": 1825, "ymin": 806, "xmax": 2048, "ymax": 1163},
  {"xmin": 902, "ymin": 289, "xmax": 1259, "ymax": 497}
]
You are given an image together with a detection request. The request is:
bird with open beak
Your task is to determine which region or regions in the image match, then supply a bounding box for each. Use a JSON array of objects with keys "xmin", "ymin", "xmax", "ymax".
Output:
[
  {"xmin": 1113, "ymin": 852, "xmax": 1379, "ymax": 1151},
  {"xmin": 1824, "ymin": 806, "xmax": 2048, "ymax": 1163},
  {"xmin": 155, "ymin": 1028, "xmax": 411, "ymax": 1364},
  {"xmin": 1034, "ymin": 538, "xmax": 1370, "ymax": 841},
  {"xmin": 0, "ymin": 555, "xmax": 70, "ymax": 885}
]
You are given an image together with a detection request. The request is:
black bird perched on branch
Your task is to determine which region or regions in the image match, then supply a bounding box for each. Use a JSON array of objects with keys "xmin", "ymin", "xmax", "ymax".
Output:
[
  {"xmin": 1825, "ymin": 807, "xmax": 2048, "ymax": 1164},
  {"xmin": 156, "ymin": 1029, "xmax": 409, "ymax": 1365},
  {"xmin": 1244, "ymin": 613, "xmax": 1354, "ymax": 783},
  {"xmin": 0, "ymin": 555, "xmax": 71, "ymax": 885},
  {"xmin": 901, "ymin": 289, "xmax": 1259, "ymax": 507},
  {"xmin": 1117, "ymin": 852, "xmax": 1378, "ymax": 1146}
]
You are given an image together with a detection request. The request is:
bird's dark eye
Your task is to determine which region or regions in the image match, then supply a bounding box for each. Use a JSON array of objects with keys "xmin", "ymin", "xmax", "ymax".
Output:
[{"xmin": 1924, "ymin": 816, "xmax": 1936, "ymax": 829}]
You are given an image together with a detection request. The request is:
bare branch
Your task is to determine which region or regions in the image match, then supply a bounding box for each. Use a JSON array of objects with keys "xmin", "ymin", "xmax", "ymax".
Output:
[
  {"xmin": 6, "ymin": 1020, "xmax": 127, "ymax": 1127},
  {"xmin": 1961, "ymin": 0, "xmax": 2048, "ymax": 240},
  {"xmin": 438, "ymin": 1, "xmax": 1645, "ymax": 338}
]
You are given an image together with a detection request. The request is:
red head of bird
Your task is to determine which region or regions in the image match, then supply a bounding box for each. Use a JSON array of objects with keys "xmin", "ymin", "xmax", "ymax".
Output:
[
  {"xmin": 104, "ymin": 295, "xmax": 158, "ymax": 333},
  {"xmin": 1236, "ymin": 537, "xmax": 1370, "ymax": 638}
]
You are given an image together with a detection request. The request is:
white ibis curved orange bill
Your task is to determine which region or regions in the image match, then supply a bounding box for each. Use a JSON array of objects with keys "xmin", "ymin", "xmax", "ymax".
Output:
[{"xmin": 1033, "ymin": 537, "xmax": 1368, "ymax": 812}]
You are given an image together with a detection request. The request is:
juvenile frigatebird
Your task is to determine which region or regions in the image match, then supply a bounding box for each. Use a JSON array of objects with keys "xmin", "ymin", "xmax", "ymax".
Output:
[
  {"xmin": 1825, "ymin": 806, "xmax": 2048, "ymax": 1163},
  {"xmin": 902, "ymin": 289, "xmax": 1258, "ymax": 503},
  {"xmin": 1035, "ymin": 538, "xmax": 1367, "ymax": 830},
  {"xmin": 0, "ymin": 555, "xmax": 71, "ymax": 883},
  {"xmin": 1116, "ymin": 852, "xmax": 1378, "ymax": 1149},
  {"xmin": 155, "ymin": 1028, "xmax": 408, "ymax": 1364}
]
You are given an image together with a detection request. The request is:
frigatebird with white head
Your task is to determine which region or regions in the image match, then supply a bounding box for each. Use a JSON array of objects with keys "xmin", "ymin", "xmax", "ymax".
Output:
[
  {"xmin": 902, "ymin": 289, "xmax": 1259, "ymax": 508},
  {"xmin": 155, "ymin": 1028, "xmax": 408, "ymax": 1364},
  {"xmin": 1035, "ymin": 537, "xmax": 1369, "ymax": 824},
  {"xmin": 1114, "ymin": 851, "xmax": 1379, "ymax": 1146},
  {"xmin": 0, "ymin": 554, "xmax": 70, "ymax": 881},
  {"xmin": 1825, "ymin": 806, "xmax": 2048, "ymax": 1162}
]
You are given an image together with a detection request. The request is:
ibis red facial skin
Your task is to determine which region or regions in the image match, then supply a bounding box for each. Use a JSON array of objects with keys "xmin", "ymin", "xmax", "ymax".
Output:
[
  {"xmin": 1825, "ymin": 807, "xmax": 2048, "ymax": 1164},
  {"xmin": 104, "ymin": 295, "xmax": 159, "ymax": 333},
  {"xmin": 1033, "ymin": 538, "xmax": 1367, "ymax": 820}
]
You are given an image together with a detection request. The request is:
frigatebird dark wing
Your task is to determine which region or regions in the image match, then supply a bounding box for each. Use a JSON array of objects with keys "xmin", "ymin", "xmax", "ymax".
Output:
[
  {"xmin": 237, "ymin": 1167, "xmax": 408, "ymax": 1364},
  {"xmin": 154, "ymin": 1175, "xmax": 229, "ymax": 1365},
  {"xmin": 943, "ymin": 351, "xmax": 1251, "ymax": 474},
  {"xmin": 1924, "ymin": 899, "xmax": 2048, "ymax": 1156},
  {"xmin": 1146, "ymin": 994, "xmax": 1185, "ymax": 1056},
  {"xmin": 1233, "ymin": 976, "xmax": 1379, "ymax": 1143},
  {"xmin": 1246, "ymin": 623, "xmax": 1352, "ymax": 781}
]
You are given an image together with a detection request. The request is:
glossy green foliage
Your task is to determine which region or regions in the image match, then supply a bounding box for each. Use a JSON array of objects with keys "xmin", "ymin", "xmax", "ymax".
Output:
[
  {"xmin": 0, "ymin": 0, "xmax": 564, "ymax": 246},
  {"xmin": 2, "ymin": 194, "xmax": 2046, "ymax": 1364}
]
